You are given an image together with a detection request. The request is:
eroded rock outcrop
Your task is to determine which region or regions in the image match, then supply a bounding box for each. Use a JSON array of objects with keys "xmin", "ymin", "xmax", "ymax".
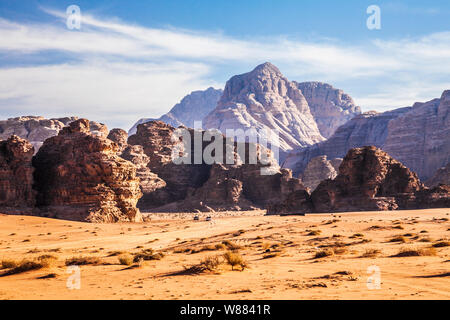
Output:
[
  {"xmin": 311, "ymin": 147, "xmax": 423, "ymax": 212},
  {"xmin": 128, "ymin": 120, "xmax": 306, "ymax": 212},
  {"xmin": 425, "ymin": 163, "xmax": 450, "ymax": 188},
  {"xmin": 283, "ymin": 108, "xmax": 411, "ymax": 176},
  {"xmin": 269, "ymin": 146, "xmax": 449, "ymax": 214},
  {"xmin": 300, "ymin": 156, "xmax": 342, "ymax": 191},
  {"xmin": 33, "ymin": 119, "xmax": 142, "ymax": 223},
  {"xmin": 0, "ymin": 135, "xmax": 35, "ymax": 210},
  {"xmin": 107, "ymin": 128, "xmax": 129, "ymax": 152},
  {"xmin": 0, "ymin": 116, "xmax": 108, "ymax": 153},
  {"xmin": 296, "ymin": 82, "xmax": 361, "ymax": 138},
  {"xmin": 284, "ymin": 90, "xmax": 450, "ymax": 181}
]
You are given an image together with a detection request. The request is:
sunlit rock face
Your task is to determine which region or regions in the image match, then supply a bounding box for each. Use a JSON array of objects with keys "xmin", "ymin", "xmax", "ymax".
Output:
[{"xmin": 33, "ymin": 119, "xmax": 142, "ymax": 223}]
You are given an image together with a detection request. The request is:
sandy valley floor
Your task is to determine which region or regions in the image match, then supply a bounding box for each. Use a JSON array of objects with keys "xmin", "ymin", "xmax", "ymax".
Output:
[{"xmin": 0, "ymin": 209, "xmax": 449, "ymax": 300}]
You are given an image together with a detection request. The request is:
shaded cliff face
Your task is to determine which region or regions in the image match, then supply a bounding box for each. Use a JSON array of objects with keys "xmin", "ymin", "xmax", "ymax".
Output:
[
  {"xmin": 128, "ymin": 120, "xmax": 307, "ymax": 212},
  {"xmin": 269, "ymin": 146, "xmax": 449, "ymax": 215},
  {"xmin": 128, "ymin": 87, "xmax": 222, "ymax": 135},
  {"xmin": 0, "ymin": 135, "xmax": 35, "ymax": 209},
  {"xmin": 0, "ymin": 116, "xmax": 108, "ymax": 153},
  {"xmin": 283, "ymin": 107, "xmax": 411, "ymax": 176},
  {"xmin": 383, "ymin": 90, "xmax": 450, "ymax": 180},
  {"xmin": 295, "ymin": 82, "xmax": 361, "ymax": 138},
  {"xmin": 284, "ymin": 90, "xmax": 449, "ymax": 181},
  {"xmin": 425, "ymin": 163, "xmax": 450, "ymax": 188},
  {"xmin": 203, "ymin": 63, "xmax": 325, "ymax": 155},
  {"xmin": 33, "ymin": 119, "xmax": 142, "ymax": 223}
]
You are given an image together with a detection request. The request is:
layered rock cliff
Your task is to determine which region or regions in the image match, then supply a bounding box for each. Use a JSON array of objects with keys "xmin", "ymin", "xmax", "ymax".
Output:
[
  {"xmin": 0, "ymin": 135, "xmax": 35, "ymax": 210},
  {"xmin": 33, "ymin": 119, "xmax": 142, "ymax": 223},
  {"xmin": 383, "ymin": 90, "xmax": 450, "ymax": 180},
  {"xmin": 269, "ymin": 146, "xmax": 449, "ymax": 215},
  {"xmin": 129, "ymin": 87, "xmax": 222, "ymax": 135},
  {"xmin": 295, "ymin": 81, "xmax": 361, "ymax": 138},
  {"xmin": 283, "ymin": 107, "xmax": 411, "ymax": 176}
]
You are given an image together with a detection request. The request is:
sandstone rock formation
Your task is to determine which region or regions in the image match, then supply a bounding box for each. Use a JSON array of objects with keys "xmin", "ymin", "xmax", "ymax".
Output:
[
  {"xmin": 129, "ymin": 87, "xmax": 223, "ymax": 135},
  {"xmin": 107, "ymin": 128, "xmax": 128, "ymax": 152},
  {"xmin": 284, "ymin": 90, "xmax": 450, "ymax": 180},
  {"xmin": 295, "ymin": 82, "xmax": 361, "ymax": 138},
  {"xmin": 425, "ymin": 163, "xmax": 450, "ymax": 188},
  {"xmin": 270, "ymin": 146, "xmax": 449, "ymax": 214},
  {"xmin": 33, "ymin": 119, "xmax": 142, "ymax": 223},
  {"xmin": 203, "ymin": 63, "xmax": 325, "ymax": 157},
  {"xmin": 383, "ymin": 90, "xmax": 450, "ymax": 180},
  {"xmin": 300, "ymin": 156, "xmax": 342, "ymax": 191},
  {"xmin": 311, "ymin": 147, "xmax": 423, "ymax": 212},
  {"xmin": 0, "ymin": 135, "xmax": 35, "ymax": 210},
  {"xmin": 128, "ymin": 120, "xmax": 306, "ymax": 212},
  {"xmin": 283, "ymin": 107, "xmax": 411, "ymax": 177},
  {"xmin": 0, "ymin": 116, "xmax": 108, "ymax": 153}
]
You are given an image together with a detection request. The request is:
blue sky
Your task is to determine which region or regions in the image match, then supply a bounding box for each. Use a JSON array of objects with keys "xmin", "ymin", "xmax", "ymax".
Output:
[{"xmin": 1, "ymin": 0, "xmax": 449, "ymax": 130}]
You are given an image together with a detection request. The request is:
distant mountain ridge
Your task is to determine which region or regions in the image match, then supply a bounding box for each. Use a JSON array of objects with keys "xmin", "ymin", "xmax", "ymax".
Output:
[
  {"xmin": 284, "ymin": 90, "xmax": 450, "ymax": 180},
  {"xmin": 128, "ymin": 87, "xmax": 222, "ymax": 135}
]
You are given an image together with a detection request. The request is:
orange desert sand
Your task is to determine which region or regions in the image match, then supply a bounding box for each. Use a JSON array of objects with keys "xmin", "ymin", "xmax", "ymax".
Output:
[{"xmin": 0, "ymin": 209, "xmax": 449, "ymax": 300}]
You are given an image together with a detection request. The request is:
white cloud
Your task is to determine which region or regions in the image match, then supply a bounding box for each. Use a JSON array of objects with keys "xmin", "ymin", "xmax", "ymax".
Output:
[{"xmin": 0, "ymin": 8, "xmax": 449, "ymax": 130}]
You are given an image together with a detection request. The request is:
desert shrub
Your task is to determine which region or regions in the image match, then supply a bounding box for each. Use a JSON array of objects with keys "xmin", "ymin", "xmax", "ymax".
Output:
[
  {"xmin": 223, "ymin": 251, "xmax": 247, "ymax": 271},
  {"xmin": 200, "ymin": 256, "xmax": 221, "ymax": 271},
  {"xmin": 65, "ymin": 256, "xmax": 101, "ymax": 266},
  {"xmin": 360, "ymin": 249, "xmax": 381, "ymax": 258},
  {"xmin": 349, "ymin": 233, "xmax": 364, "ymax": 239},
  {"xmin": 389, "ymin": 235, "xmax": 407, "ymax": 243},
  {"xmin": 1, "ymin": 260, "xmax": 18, "ymax": 269},
  {"xmin": 133, "ymin": 249, "xmax": 164, "ymax": 262},
  {"xmin": 392, "ymin": 247, "xmax": 437, "ymax": 257},
  {"xmin": 118, "ymin": 254, "xmax": 134, "ymax": 266},
  {"xmin": 432, "ymin": 241, "xmax": 450, "ymax": 248},
  {"xmin": 1, "ymin": 256, "xmax": 56, "ymax": 276},
  {"xmin": 306, "ymin": 230, "xmax": 321, "ymax": 236},
  {"xmin": 108, "ymin": 251, "xmax": 124, "ymax": 257},
  {"xmin": 314, "ymin": 249, "xmax": 334, "ymax": 259},
  {"xmin": 332, "ymin": 247, "xmax": 348, "ymax": 255},
  {"xmin": 222, "ymin": 240, "xmax": 241, "ymax": 251}
]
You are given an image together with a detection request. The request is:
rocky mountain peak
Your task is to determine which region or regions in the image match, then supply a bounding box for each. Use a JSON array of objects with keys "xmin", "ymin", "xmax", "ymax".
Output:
[
  {"xmin": 204, "ymin": 63, "xmax": 325, "ymax": 157},
  {"xmin": 295, "ymin": 81, "xmax": 361, "ymax": 138}
]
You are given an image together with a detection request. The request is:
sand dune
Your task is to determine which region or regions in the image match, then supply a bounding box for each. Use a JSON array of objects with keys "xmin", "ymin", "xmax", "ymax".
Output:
[{"xmin": 0, "ymin": 209, "xmax": 449, "ymax": 300}]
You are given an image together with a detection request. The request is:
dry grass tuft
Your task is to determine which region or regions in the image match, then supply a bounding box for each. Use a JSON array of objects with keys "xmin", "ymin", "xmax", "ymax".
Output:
[
  {"xmin": 118, "ymin": 254, "xmax": 134, "ymax": 266},
  {"xmin": 432, "ymin": 241, "xmax": 450, "ymax": 248},
  {"xmin": 360, "ymin": 248, "xmax": 381, "ymax": 258},
  {"xmin": 389, "ymin": 235, "xmax": 408, "ymax": 243},
  {"xmin": 391, "ymin": 247, "xmax": 437, "ymax": 257},
  {"xmin": 1, "ymin": 255, "xmax": 57, "ymax": 276},
  {"xmin": 314, "ymin": 249, "xmax": 334, "ymax": 259},
  {"xmin": 65, "ymin": 256, "xmax": 101, "ymax": 266},
  {"xmin": 223, "ymin": 251, "xmax": 247, "ymax": 271}
]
